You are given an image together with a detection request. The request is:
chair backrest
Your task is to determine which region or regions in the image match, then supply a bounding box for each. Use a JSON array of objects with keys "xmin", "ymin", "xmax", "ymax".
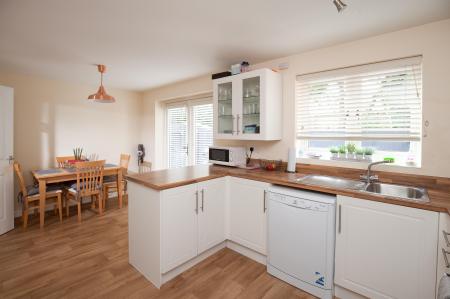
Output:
[
  {"xmin": 13, "ymin": 162, "xmax": 28, "ymax": 197},
  {"xmin": 120, "ymin": 154, "xmax": 131, "ymax": 170},
  {"xmin": 56, "ymin": 156, "xmax": 75, "ymax": 168},
  {"xmin": 139, "ymin": 161, "xmax": 152, "ymax": 173},
  {"xmin": 74, "ymin": 160, "xmax": 105, "ymax": 197}
]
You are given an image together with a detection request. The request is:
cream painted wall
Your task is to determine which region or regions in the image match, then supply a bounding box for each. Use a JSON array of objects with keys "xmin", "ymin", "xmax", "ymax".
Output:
[
  {"xmin": 0, "ymin": 73, "xmax": 142, "ymax": 211},
  {"xmin": 142, "ymin": 19, "xmax": 450, "ymax": 177}
]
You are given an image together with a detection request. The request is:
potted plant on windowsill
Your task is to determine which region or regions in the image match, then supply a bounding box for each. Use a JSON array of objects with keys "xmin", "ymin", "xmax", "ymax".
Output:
[
  {"xmin": 356, "ymin": 148, "xmax": 364, "ymax": 160},
  {"xmin": 330, "ymin": 147, "xmax": 339, "ymax": 159},
  {"xmin": 364, "ymin": 147, "xmax": 374, "ymax": 161},
  {"xmin": 346, "ymin": 143, "xmax": 357, "ymax": 160},
  {"xmin": 338, "ymin": 145, "xmax": 347, "ymax": 159}
]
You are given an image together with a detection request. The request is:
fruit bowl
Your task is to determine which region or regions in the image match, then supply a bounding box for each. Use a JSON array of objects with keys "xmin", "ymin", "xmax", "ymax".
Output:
[{"xmin": 259, "ymin": 159, "xmax": 283, "ymax": 171}]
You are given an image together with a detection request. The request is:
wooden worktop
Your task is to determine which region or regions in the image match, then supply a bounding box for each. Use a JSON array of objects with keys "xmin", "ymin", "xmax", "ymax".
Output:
[{"xmin": 126, "ymin": 164, "xmax": 450, "ymax": 214}]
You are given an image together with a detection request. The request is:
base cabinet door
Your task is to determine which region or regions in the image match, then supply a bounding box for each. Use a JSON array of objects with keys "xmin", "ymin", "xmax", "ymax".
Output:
[
  {"xmin": 228, "ymin": 177, "xmax": 269, "ymax": 254},
  {"xmin": 161, "ymin": 184, "xmax": 198, "ymax": 273},
  {"xmin": 335, "ymin": 195, "xmax": 438, "ymax": 299},
  {"xmin": 197, "ymin": 178, "xmax": 226, "ymax": 253}
]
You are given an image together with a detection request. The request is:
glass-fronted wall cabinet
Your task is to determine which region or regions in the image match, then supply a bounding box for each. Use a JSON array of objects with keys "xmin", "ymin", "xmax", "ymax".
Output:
[{"xmin": 213, "ymin": 68, "xmax": 282, "ymax": 140}]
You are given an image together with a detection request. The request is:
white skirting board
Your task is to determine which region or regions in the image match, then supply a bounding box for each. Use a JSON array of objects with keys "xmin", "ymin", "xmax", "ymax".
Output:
[
  {"xmin": 132, "ymin": 240, "xmax": 267, "ymax": 289},
  {"xmin": 161, "ymin": 242, "xmax": 227, "ymax": 285},
  {"xmin": 334, "ymin": 285, "xmax": 368, "ymax": 299}
]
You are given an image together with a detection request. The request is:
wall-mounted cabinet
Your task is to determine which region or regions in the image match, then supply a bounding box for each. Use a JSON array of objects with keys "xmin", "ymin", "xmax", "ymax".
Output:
[{"xmin": 213, "ymin": 68, "xmax": 282, "ymax": 140}]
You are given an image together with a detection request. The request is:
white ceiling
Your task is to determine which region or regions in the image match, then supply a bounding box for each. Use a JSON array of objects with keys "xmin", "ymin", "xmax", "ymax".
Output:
[{"xmin": 0, "ymin": 0, "xmax": 449, "ymax": 91}]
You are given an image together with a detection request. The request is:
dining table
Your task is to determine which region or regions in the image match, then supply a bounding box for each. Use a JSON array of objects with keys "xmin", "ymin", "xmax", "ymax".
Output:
[{"xmin": 31, "ymin": 163, "xmax": 124, "ymax": 228}]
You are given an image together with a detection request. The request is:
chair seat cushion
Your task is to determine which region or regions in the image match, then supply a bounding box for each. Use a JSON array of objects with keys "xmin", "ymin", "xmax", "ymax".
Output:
[
  {"xmin": 69, "ymin": 182, "xmax": 102, "ymax": 194},
  {"xmin": 26, "ymin": 184, "xmax": 62, "ymax": 196},
  {"xmin": 103, "ymin": 175, "xmax": 117, "ymax": 183}
]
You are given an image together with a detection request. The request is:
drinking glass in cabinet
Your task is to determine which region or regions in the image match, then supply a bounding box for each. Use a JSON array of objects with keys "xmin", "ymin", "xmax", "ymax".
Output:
[
  {"xmin": 218, "ymin": 82, "xmax": 233, "ymax": 134},
  {"xmin": 242, "ymin": 77, "xmax": 261, "ymax": 134}
]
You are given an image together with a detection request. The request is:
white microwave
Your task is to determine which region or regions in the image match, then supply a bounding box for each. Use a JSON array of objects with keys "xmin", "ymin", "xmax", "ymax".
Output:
[{"xmin": 209, "ymin": 146, "xmax": 246, "ymax": 167}]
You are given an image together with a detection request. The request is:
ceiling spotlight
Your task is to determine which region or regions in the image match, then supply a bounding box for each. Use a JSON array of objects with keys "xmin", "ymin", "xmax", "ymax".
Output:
[{"xmin": 333, "ymin": 0, "xmax": 347, "ymax": 12}]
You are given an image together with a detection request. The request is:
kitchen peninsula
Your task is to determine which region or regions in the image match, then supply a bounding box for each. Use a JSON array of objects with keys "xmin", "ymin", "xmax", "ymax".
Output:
[{"xmin": 126, "ymin": 164, "xmax": 450, "ymax": 296}]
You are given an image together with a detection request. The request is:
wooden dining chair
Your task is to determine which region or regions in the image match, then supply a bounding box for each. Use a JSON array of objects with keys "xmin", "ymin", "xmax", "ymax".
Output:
[
  {"xmin": 55, "ymin": 156, "xmax": 75, "ymax": 168},
  {"xmin": 103, "ymin": 154, "xmax": 131, "ymax": 209},
  {"xmin": 13, "ymin": 162, "xmax": 63, "ymax": 228},
  {"xmin": 138, "ymin": 161, "xmax": 152, "ymax": 173},
  {"xmin": 65, "ymin": 160, "xmax": 105, "ymax": 222}
]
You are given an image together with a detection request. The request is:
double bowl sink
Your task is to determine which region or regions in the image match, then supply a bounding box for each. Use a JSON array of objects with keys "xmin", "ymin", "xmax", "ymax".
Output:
[{"xmin": 296, "ymin": 175, "xmax": 429, "ymax": 202}]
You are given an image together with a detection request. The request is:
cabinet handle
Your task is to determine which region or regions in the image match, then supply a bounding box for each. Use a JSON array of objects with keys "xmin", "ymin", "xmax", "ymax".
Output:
[
  {"xmin": 263, "ymin": 190, "xmax": 267, "ymax": 213},
  {"xmin": 443, "ymin": 230, "xmax": 450, "ymax": 247},
  {"xmin": 338, "ymin": 204, "xmax": 342, "ymax": 234},
  {"xmin": 201, "ymin": 189, "xmax": 205, "ymax": 212},
  {"xmin": 443, "ymin": 248, "xmax": 450, "ymax": 268},
  {"xmin": 236, "ymin": 114, "xmax": 240, "ymax": 135},
  {"xmin": 231, "ymin": 115, "xmax": 235, "ymax": 135},
  {"xmin": 195, "ymin": 191, "xmax": 199, "ymax": 214}
]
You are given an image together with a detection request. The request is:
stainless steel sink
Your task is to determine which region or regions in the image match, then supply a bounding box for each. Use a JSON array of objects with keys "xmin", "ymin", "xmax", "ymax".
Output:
[
  {"xmin": 363, "ymin": 182, "xmax": 430, "ymax": 202},
  {"xmin": 296, "ymin": 175, "xmax": 366, "ymax": 190},
  {"xmin": 296, "ymin": 175, "xmax": 430, "ymax": 203}
]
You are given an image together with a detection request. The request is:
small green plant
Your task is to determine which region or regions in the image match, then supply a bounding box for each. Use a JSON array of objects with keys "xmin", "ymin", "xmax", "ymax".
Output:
[
  {"xmin": 356, "ymin": 148, "xmax": 364, "ymax": 155},
  {"xmin": 364, "ymin": 147, "xmax": 374, "ymax": 155},
  {"xmin": 346, "ymin": 143, "xmax": 356, "ymax": 154},
  {"xmin": 338, "ymin": 145, "xmax": 347, "ymax": 154},
  {"xmin": 73, "ymin": 147, "xmax": 83, "ymax": 160},
  {"xmin": 330, "ymin": 147, "xmax": 338, "ymax": 154}
]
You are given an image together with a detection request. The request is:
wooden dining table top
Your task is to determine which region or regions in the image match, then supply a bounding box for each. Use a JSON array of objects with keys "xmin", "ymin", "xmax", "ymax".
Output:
[{"xmin": 32, "ymin": 163, "xmax": 120, "ymax": 181}]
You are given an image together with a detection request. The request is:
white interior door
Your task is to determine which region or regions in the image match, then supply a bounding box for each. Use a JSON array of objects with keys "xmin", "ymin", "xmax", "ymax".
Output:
[{"xmin": 0, "ymin": 86, "xmax": 14, "ymax": 235}]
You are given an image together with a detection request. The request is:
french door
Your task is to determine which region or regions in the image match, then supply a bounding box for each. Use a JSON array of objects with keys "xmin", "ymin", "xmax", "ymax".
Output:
[
  {"xmin": 167, "ymin": 98, "xmax": 213, "ymax": 169},
  {"xmin": 0, "ymin": 86, "xmax": 14, "ymax": 235}
]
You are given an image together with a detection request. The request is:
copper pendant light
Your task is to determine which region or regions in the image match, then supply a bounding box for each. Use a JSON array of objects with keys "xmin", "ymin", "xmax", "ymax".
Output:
[{"xmin": 88, "ymin": 64, "xmax": 115, "ymax": 103}]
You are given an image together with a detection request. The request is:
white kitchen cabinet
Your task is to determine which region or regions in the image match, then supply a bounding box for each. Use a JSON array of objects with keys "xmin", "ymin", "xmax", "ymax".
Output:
[
  {"xmin": 228, "ymin": 177, "xmax": 270, "ymax": 254},
  {"xmin": 161, "ymin": 184, "xmax": 198, "ymax": 273},
  {"xmin": 335, "ymin": 195, "xmax": 438, "ymax": 299},
  {"xmin": 213, "ymin": 68, "xmax": 282, "ymax": 140},
  {"xmin": 197, "ymin": 178, "xmax": 227, "ymax": 253},
  {"xmin": 161, "ymin": 178, "xmax": 226, "ymax": 273}
]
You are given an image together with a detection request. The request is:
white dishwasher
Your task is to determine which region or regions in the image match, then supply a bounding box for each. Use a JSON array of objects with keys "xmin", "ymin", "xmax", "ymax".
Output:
[{"xmin": 267, "ymin": 185, "xmax": 336, "ymax": 299}]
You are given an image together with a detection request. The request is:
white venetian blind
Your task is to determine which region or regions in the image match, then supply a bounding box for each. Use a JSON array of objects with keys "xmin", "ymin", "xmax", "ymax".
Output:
[
  {"xmin": 295, "ymin": 57, "xmax": 422, "ymax": 141},
  {"xmin": 193, "ymin": 103, "xmax": 213, "ymax": 165},
  {"xmin": 167, "ymin": 105, "xmax": 188, "ymax": 169}
]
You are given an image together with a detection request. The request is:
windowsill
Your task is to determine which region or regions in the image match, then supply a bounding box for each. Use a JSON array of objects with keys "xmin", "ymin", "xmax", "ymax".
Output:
[{"xmin": 296, "ymin": 155, "xmax": 421, "ymax": 171}]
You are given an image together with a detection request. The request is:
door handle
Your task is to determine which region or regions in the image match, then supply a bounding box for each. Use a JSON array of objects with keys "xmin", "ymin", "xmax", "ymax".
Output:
[
  {"xmin": 236, "ymin": 114, "xmax": 240, "ymax": 135},
  {"xmin": 338, "ymin": 204, "xmax": 342, "ymax": 234},
  {"xmin": 201, "ymin": 189, "xmax": 204, "ymax": 212},
  {"xmin": 8, "ymin": 155, "xmax": 14, "ymax": 164},
  {"xmin": 195, "ymin": 191, "xmax": 199, "ymax": 214},
  {"xmin": 263, "ymin": 190, "xmax": 267, "ymax": 213}
]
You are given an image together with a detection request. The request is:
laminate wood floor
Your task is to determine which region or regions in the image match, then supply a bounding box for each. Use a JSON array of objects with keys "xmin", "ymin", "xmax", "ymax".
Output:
[{"xmin": 0, "ymin": 200, "xmax": 317, "ymax": 299}]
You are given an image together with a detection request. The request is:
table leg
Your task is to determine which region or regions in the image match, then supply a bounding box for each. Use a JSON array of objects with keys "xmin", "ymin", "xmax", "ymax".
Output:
[
  {"xmin": 39, "ymin": 179, "xmax": 46, "ymax": 229},
  {"xmin": 117, "ymin": 169, "xmax": 123, "ymax": 209},
  {"xmin": 98, "ymin": 194, "xmax": 103, "ymax": 216}
]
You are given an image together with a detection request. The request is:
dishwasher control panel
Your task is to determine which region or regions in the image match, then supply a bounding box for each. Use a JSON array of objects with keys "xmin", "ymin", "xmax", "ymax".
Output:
[{"xmin": 268, "ymin": 192, "xmax": 330, "ymax": 212}]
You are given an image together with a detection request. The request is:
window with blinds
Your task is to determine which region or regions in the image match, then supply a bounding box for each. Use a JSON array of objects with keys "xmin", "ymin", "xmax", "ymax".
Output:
[
  {"xmin": 167, "ymin": 105, "xmax": 188, "ymax": 169},
  {"xmin": 295, "ymin": 57, "xmax": 422, "ymax": 142},
  {"xmin": 193, "ymin": 103, "xmax": 213, "ymax": 165},
  {"xmin": 167, "ymin": 98, "xmax": 213, "ymax": 169}
]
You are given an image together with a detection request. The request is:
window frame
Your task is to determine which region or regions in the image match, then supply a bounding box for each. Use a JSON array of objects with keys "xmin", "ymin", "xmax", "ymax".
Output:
[
  {"xmin": 294, "ymin": 56, "xmax": 423, "ymax": 167},
  {"xmin": 165, "ymin": 96, "xmax": 213, "ymax": 169}
]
